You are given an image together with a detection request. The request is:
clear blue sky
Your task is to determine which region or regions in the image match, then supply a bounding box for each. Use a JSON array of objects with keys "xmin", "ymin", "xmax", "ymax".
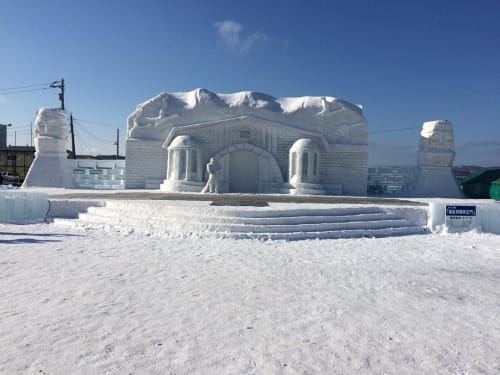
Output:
[{"xmin": 1, "ymin": 0, "xmax": 499, "ymax": 165}]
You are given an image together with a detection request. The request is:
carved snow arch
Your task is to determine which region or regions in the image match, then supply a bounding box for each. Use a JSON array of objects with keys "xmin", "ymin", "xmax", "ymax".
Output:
[{"xmin": 212, "ymin": 143, "xmax": 284, "ymax": 184}]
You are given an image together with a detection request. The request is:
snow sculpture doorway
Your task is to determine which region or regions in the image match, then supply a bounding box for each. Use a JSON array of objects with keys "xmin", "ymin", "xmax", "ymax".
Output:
[
  {"xmin": 229, "ymin": 150, "xmax": 260, "ymax": 193},
  {"xmin": 212, "ymin": 143, "xmax": 284, "ymax": 194}
]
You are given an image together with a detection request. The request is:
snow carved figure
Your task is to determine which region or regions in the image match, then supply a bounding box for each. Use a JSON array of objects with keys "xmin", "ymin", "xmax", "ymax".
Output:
[
  {"xmin": 202, "ymin": 158, "xmax": 220, "ymax": 193},
  {"xmin": 413, "ymin": 120, "xmax": 462, "ymax": 197},
  {"xmin": 23, "ymin": 108, "xmax": 74, "ymax": 188}
]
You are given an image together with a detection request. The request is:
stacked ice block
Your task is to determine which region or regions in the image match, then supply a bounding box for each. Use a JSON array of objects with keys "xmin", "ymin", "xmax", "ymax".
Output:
[{"xmin": 0, "ymin": 190, "xmax": 49, "ymax": 223}]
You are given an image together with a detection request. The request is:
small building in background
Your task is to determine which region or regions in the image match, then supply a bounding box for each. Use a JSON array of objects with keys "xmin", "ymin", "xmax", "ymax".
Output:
[
  {"xmin": 0, "ymin": 145, "xmax": 36, "ymax": 182},
  {"xmin": 460, "ymin": 169, "xmax": 500, "ymax": 199}
]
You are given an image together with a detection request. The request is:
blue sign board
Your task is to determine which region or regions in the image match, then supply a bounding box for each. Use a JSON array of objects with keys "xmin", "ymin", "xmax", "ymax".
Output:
[
  {"xmin": 445, "ymin": 205, "xmax": 477, "ymax": 230},
  {"xmin": 445, "ymin": 205, "xmax": 476, "ymax": 217}
]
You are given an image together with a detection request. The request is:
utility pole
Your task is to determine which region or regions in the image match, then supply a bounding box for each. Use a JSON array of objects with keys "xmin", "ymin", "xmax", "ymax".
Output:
[
  {"xmin": 115, "ymin": 128, "xmax": 119, "ymax": 159},
  {"xmin": 50, "ymin": 78, "xmax": 65, "ymax": 110},
  {"xmin": 70, "ymin": 114, "xmax": 76, "ymax": 159},
  {"xmin": 30, "ymin": 122, "xmax": 33, "ymax": 147}
]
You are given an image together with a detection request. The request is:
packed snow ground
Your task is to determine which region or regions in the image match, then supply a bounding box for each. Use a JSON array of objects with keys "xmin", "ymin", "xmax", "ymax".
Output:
[{"xmin": 1, "ymin": 222, "xmax": 499, "ymax": 374}]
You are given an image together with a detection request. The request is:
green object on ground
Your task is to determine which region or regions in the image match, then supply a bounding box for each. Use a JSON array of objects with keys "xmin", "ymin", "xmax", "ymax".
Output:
[
  {"xmin": 490, "ymin": 178, "xmax": 500, "ymax": 201},
  {"xmin": 460, "ymin": 169, "xmax": 500, "ymax": 199}
]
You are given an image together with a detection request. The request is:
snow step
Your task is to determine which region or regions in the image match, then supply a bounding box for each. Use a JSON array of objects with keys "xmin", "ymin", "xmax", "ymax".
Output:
[{"xmin": 54, "ymin": 200, "xmax": 429, "ymax": 240}]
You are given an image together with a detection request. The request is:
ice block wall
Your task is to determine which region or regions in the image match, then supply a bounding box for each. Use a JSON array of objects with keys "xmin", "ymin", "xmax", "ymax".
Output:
[{"xmin": 0, "ymin": 190, "xmax": 49, "ymax": 224}]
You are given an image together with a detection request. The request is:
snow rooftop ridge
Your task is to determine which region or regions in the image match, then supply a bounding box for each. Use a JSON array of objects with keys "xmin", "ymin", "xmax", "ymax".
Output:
[{"xmin": 139, "ymin": 88, "xmax": 363, "ymax": 114}]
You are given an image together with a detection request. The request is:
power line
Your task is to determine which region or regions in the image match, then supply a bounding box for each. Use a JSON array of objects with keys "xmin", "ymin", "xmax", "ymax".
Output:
[
  {"xmin": 10, "ymin": 125, "xmax": 32, "ymax": 130},
  {"xmin": 75, "ymin": 122, "xmax": 114, "ymax": 145},
  {"xmin": 0, "ymin": 82, "xmax": 52, "ymax": 91},
  {"xmin": 8, "ymin": 131, "xmax": 32, "ymax": 136},
  {"xmin": 74, "ymin": 128, "xmax": 91, "ymax": 155},
  {"xmin": 0, "ymin": 87, "xmax": 51, "ymax": 95},
  {"xmin": 74, "ymin": 118, "xmax": 121, "ymax": 127},
  {"xmin": 369, "ymin": 126, "xmax": 420, "ymax": 135},
  {"xmin": 75, "ymin": 119, "xmax": 115, "ymax": 143}
]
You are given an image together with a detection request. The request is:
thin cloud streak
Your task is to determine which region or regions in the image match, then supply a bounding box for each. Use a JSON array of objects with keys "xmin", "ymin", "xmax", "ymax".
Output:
[{"xmin": 214, "ymin": 20, "xmax": 268, "ymax": 55}]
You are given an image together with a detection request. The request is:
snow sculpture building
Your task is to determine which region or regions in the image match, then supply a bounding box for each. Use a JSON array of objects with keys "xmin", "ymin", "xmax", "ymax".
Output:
[
  {"xmin": 125, "ymin": 89, "xmax": 368, "ymax": 195},
  {"xmin": 23, "ymin": 108, "xmax": 73, "ymax": 188},
  {"xmin": 413, "ymin": 120, "xmax": 462, "ymax": 197}
]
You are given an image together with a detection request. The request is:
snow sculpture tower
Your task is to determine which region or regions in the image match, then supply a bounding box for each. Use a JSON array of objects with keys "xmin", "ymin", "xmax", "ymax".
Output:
[
  {"xmin": 23, "ymin": 108, "xmax": 74, "ymax": 188},
  {"xmin": 160, "ymin": 135, "xmax": 204, "ymax": 192},
  {"xmin": 287, "ymin": 139, "xmax": 326, "ymax": 194},
  {"xmin": 413, "ymin": 120, "xmax": 462, "ymax": 197}
]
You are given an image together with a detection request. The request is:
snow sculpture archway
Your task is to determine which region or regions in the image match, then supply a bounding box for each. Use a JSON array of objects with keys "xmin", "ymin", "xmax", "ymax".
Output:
[{"xmin": 211, "ymin": 143, "xmax": 284, "ymax": 193}]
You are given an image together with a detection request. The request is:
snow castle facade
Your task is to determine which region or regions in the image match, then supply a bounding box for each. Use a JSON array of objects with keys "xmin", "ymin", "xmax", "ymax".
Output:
[{"xmin": 125, "ymin": 89, "xmax": 368, "ymax": 195}]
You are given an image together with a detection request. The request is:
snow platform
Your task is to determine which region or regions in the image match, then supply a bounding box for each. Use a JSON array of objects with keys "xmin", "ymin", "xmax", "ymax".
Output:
[{"xmin": 54, "ymin": 196, "xmax": 429, "ymax": 240}]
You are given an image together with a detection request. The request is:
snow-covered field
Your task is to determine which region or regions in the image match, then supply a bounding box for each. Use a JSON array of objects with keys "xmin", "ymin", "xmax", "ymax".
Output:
[{"xmin": 1, "ymin": 221, "xmax": 499, "ymax": 374}]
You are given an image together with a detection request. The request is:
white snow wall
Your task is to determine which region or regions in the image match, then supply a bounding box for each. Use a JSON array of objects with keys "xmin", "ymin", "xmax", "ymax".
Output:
[
  {"xmin": 125, "ymin": 139, "xmax": 167, "ymax": 189},
  {"xmin": 125, "ymin": 139, "xmax": 368, "ymax": 195}
]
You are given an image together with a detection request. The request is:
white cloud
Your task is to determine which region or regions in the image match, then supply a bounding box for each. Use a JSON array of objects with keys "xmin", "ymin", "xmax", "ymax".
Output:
[{"xmin": 214, "ymin": 20, "xmax": 268, "ymax": 55}]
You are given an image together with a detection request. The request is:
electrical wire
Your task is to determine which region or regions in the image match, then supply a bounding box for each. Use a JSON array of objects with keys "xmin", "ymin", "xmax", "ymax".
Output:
[
  {"xmin": 0, "ymin": 87, "xmax": 51, "ymax": 95},
  {"xmin": 76, "ymin": 124, "xmax": 114, "ymax": 145},
  {"xmin": 74, "ymin": 118, "xmax": 121, "ymax": 128},
  {"xmin": 10, "ymin": 125, "xmax": 32, "ymax": 130},
  {"xmin": 74, "ymin": 120, "xmax": 115, "ymax": 144},
  {"xmin": 369, "ymin": 126, "xmax": 420, "ymax": 135},
  {"xmin": 74, "ymin": 127, "xmax": 116, "ymax": 156},
  {"xmin": 8, "ymin": 131, "xmax": 32, "ymax": 136},
  {"xmin": 74, "ymin": 128, "xmax": 91, "ymax": 155},
  {"xmin": 0, "ymin": 82, "xmax": 51, "ymax": 91}
]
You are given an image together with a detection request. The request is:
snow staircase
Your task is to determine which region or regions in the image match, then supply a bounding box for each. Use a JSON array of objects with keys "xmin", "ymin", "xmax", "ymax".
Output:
[{"xmin": 55, "ymin": 200, "xmax": 428, "ymax": 240}]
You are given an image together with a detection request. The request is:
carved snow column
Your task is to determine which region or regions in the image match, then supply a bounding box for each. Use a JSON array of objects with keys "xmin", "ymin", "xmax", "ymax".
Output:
[
  {"xmin": 413, "ymin": 120, "xmax": 463, "ymax": 197},
  {"xmin": 160, "ymin": 135, "xmax": 204, "ymax": 192},
  {"xmin": 288, "ymin": 139, "xmax": 326, "ymax": 195},
  {"xmin": 22, "ymin": 108, "xmax": 74, "ymax": 188}
]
